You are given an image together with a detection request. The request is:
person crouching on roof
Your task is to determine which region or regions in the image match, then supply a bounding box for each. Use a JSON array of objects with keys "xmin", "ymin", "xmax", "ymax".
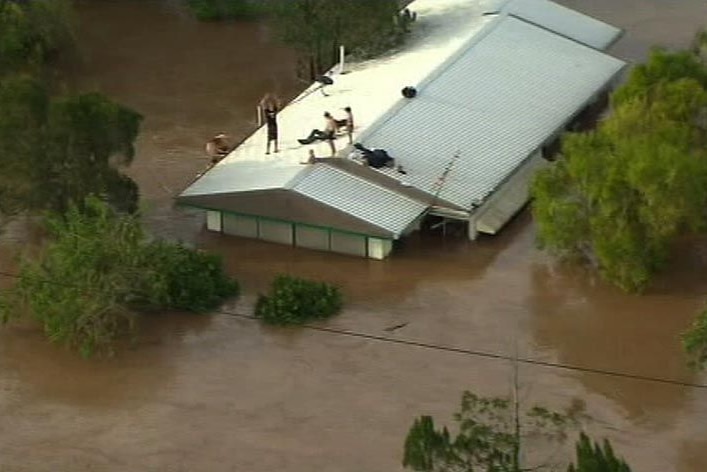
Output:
[{"xmin": 206, "ymin": 133, "xmax": 231, "ymax": 164}]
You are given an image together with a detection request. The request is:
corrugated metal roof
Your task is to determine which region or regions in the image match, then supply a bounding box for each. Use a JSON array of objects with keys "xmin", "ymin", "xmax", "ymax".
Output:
[
  {"xmin": 177, "ymin": 0, "xmax": 626, "ymax": 243},
  {"xmin": 180, "ymin": 161, "xmax": 304, "ymax": 197},
  {"xmin": 293, "ymin": 164, "xmax": 427, "ymax": 238},
  {"xmin": 178, "ymin": 0, "xmax": 496, "ymax": 200},
  {"xmin": 502, "ymin": 0, "xmax": 623, "ymax": 50},
  {"xmin": 360, "ymin": 16, "xmax": 625, "ymax": 211}
]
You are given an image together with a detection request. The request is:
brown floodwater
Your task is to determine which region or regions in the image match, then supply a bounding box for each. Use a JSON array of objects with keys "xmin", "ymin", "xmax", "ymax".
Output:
[{"xmin": 2, "ymin": 1, "xmax": 707, "ymax": 471}]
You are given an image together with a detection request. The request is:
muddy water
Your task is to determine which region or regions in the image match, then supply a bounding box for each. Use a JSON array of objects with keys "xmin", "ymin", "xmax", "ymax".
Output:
[{"xmin": 2, "ymin": 1, "xmax": 707, "ymax": 471}]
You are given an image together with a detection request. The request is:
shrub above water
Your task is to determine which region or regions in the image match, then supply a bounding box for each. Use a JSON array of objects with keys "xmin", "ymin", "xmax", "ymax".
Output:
[
  {"xmin": 0, "ymin": 197, "xmax": 239, "ymax": 357},
  {"xmin": 186, "ymin": 0, "xmax": 263, "ymax": 21},
  {"xmin": 135, "ymin": 241, "xmax": 239, "ymax": 313},
  {"xmin": 255, "ymin": 274, "xmax": 342, "ymax": 325}
]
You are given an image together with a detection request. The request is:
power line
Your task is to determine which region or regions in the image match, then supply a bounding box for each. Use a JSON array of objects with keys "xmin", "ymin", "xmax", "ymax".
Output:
[
  {"xmin": 213, "ymin": 308, "xmax": 707, "ymax": 390},
  {"xmin": 1, "ymin": 269, "xmax": 706, "ymax": 390}
]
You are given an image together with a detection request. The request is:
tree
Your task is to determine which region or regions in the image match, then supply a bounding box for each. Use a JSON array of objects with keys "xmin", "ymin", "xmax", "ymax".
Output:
[
  {"xmin": 611, "ymin": 48, "xmax": 707, "ymax": 106},
  {"xmin": 567, "ymin": 433, "xmax": 632, "ymax": 472},
  {"xmin": 691, "ymin": 28, "xmax": 707, "ymax": 64},
  {"xmin": 254, "ymin": 274, "xmax": 342, "ymax": 325},
  {"xmin": 0, "ymin": 197, "xmax": 239, "ymax": 357},
  {"xmin": 0, "ymin": 198, "xmax": 145, "ymax": 357},
  {"xmin": 185, "ymin": 0, "xmax": 263, "ymax": 21},
  {"xmin": 531, "ymin": 44, "xmax": 707, "ymax": 292},
  {"xmin": 0, "ymin": 0, "xmax": 74, "ymax": 77},
  {"xmin": 402, "ymin": 391, "xmax": 576, "ymax": 472},
  {"xmin": 402, "ymin": 391, "xmax": 633, "ymax": 472},
  {"xmin": 682, "ymin": 308, "xmax": 707, "ymax": 370},
  {"xmin": 269, "ymin": 0, "xmax": 410, "ymax": 78},
  {"xmin": 0, "ymin": 76, "xmax": 142, "ymax": 217}
]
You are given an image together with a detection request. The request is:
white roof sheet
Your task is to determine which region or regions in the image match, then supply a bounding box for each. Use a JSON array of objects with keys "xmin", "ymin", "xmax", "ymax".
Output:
[
  {"xmin": 179, "ymin": 0, "xmax": 625, "ymax": 229},
  {"xmin": 502, "ymin": 0, "xmax": 623, "ymax": 50},
  {"xmin": 359, "ymin": 16, "xmax": 625, "ymax": 210},
  {"xmin": 180, "ymin": 161, "xmax": 302, "ymax": 197},
  {"xmin": 180, "ymin": 0, "xmax": 497, "ymax": 198},
  {"xmin": 293, "ymin": 165, "xmax": 427, "ymax": 237}
]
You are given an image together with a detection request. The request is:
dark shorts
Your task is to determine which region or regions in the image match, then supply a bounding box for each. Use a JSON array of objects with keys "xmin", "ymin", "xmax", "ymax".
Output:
[{"xmin": 267, "ymin": 124, "xmax": 278, "ymax": 141}]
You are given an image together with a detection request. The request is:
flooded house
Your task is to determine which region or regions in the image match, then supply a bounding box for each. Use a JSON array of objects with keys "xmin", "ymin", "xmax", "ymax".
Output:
[{"xmin": 177, "ymin": 0, "xmax": 626, "ymax": 260}]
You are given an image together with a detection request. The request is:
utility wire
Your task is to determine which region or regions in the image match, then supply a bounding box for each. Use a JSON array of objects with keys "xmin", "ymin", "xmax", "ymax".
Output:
[
  {"xmin": 1, "ymin": 269, "xmax": 706, "ymax": 390},
  {"xmin": 213, "ymin": 308, "xmax": 707, "ymax": 390}
]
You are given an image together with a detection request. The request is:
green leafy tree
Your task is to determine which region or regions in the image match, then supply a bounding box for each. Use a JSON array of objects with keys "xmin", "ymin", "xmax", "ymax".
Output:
[
  {"xmin": 255, "ymin": 274, "xmax": 342, "ymax": 325},
  {"xmin": 403, "ymin": 392, "xmax": 633, "ymax": 472},
  {"xmin": 693, "ymin": 28, "xmax": 707, "ymax": 62},
  {"xmin": 186, "ymin": 0, "xmax": 263, "ymax": 21},
  {"xmin": 0, "ymin": 197, "xmax": 239, "ymax": 356},
  {"xmin": 567, "ymin": 433, "xmax": 632, "ymax": 472},
  {"xmin": 0, "ymin": 76, "xmax": 142, "ymax": 216},
  {"xmin": 531, "ymin": 44, "xmax": 707, "ymax": 292},
  {"xmin": 0, "ymin": 198, "xmax": 144, "ymax": 357},
  {"xmin": 133, "ymin": 240, "xmax": 239, "ymax": 313},
  {"xmin": 0, "ymin": 0, "xmax": 74, "ymax": 76},
  {"xmin": 612, "ymin": 48, "xmax": 707, "ymax": 106},
  {"xmin": 269, "ymin": 0, "xmax": 410, "ymax": 78},
  {"xmin": 403, "ymin": 391, "xmax": 577, "ymax": 472},
  {"xmin": 682, "ymin": 308, "xmax": 707, "ymax": 370}
]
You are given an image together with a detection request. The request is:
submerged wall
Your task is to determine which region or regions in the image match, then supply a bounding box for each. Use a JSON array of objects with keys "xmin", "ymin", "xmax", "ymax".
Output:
[{"xmin": 206, "ymin": 210, "xmax": 394, "ymax": 260}]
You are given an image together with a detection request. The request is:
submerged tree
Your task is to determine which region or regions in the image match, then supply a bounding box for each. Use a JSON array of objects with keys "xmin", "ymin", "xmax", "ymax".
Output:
[
  {"xmin": 691, "ymin": 27, "xmax": 707, "ymax": 63},
  {"xmin": 185, "ymin": 0, "xmax": 263, "ymax": 21},
  {"xmin": 0, "ymin": 76, "xmax": 142, "ymax": 216},
  {"xmin": 567, "ymin": 433, "xmax": 632, "ymax": 472},
  {"xmin": 402, "ymin": 391, "xmax": 633, "ymax": 472},
  {"xmin": 269, "ymin": 0, "xmax": 412, "ymax": 78},
  {"xmin": 0, "ymin": 0, "xmax": 74, "ymax": 76},
  {"xmin": 682, "ymin": 308, "xmax": 707, "ymax": 370},
  {"xmin": 0, "ymin": 197, "xmax": 239, "ymax": 357},
  {"xmin": 402, "ymin": 391, "xmax": 577, "ymax": 471},
  {"xmin": 531, "ymin": 43, "xmax": 707, "ymax": 292}
]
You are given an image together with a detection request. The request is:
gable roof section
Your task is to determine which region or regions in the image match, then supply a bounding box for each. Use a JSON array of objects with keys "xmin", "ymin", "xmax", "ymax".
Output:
[
  {"xmin": 180, "ymin": 161, "xmax": 303, "ymax": 197},
  {"xmin": 502, "ymin": 0, "xmax": 623, "ymax": 50},
  {"xmin": 292, "ymin": 164, "xmax": 428, "ymax": 238},
  {"xmin": 358, "ymin": 15, "xmax": 625, "ymax": 211},
  {"xmin": 179, "ymin": 163, "xmax": 428, "ymax": 239},
  {"xmin": 177, "ymin": 0, "xmax": 626, "ymax": 239}
]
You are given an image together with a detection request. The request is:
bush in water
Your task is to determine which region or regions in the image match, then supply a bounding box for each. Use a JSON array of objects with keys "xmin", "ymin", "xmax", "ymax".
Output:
[
  {"xmin": 255, "ymin": 274, "xmax": 342, "ymax": 325},
  {"xmin": 0, "ymin": 197, "xmax": 239, "ymax": 357}
]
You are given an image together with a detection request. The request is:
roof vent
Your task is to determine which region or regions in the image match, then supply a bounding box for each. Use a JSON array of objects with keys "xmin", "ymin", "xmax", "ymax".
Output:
[{"xmin": 402, "ymin": 86, "xmax": 417, "ymax": 98}]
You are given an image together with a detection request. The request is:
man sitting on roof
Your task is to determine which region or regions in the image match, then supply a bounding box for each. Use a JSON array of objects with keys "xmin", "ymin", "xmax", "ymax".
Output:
[{"xmin": 298, "ymin": 112, "xmax": 338, "ymax": 156}]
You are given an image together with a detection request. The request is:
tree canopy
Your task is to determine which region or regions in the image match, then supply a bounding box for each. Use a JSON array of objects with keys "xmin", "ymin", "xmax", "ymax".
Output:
[
  {"xmin": 402, "ymin": 391, "xmax": 631, "ymax": 472},
  {"xmin": 531, "ymin": 45, "xmax": 707, "ymax": 292},
  {"xmin": 403, "ymin": 391, "xmax": 576, "ymax": 472},
  {"xmin": 682, "ymin": 308, "xmax": 707, "ymax": 370},
  {"xmin": 0, "ymin": 197, "xmax": 239, "ymax": 357},
  {"xmin": 567, "ymin": 433, "xmax": 632, "ymax": 472},
  {"xmin": 185, "ymin": 0, "xmax": 263, "ymax": 21},
  {"xmin": 0, "ymin": 75, "xmax": 143, "ymax": 216},
  {"xmin": 0, "ymin": 0, "xmax": 74, "ymax": 77},
  {"xmin": 269, "ymin": 0, "xmax": 413, "ymax": 77}
]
